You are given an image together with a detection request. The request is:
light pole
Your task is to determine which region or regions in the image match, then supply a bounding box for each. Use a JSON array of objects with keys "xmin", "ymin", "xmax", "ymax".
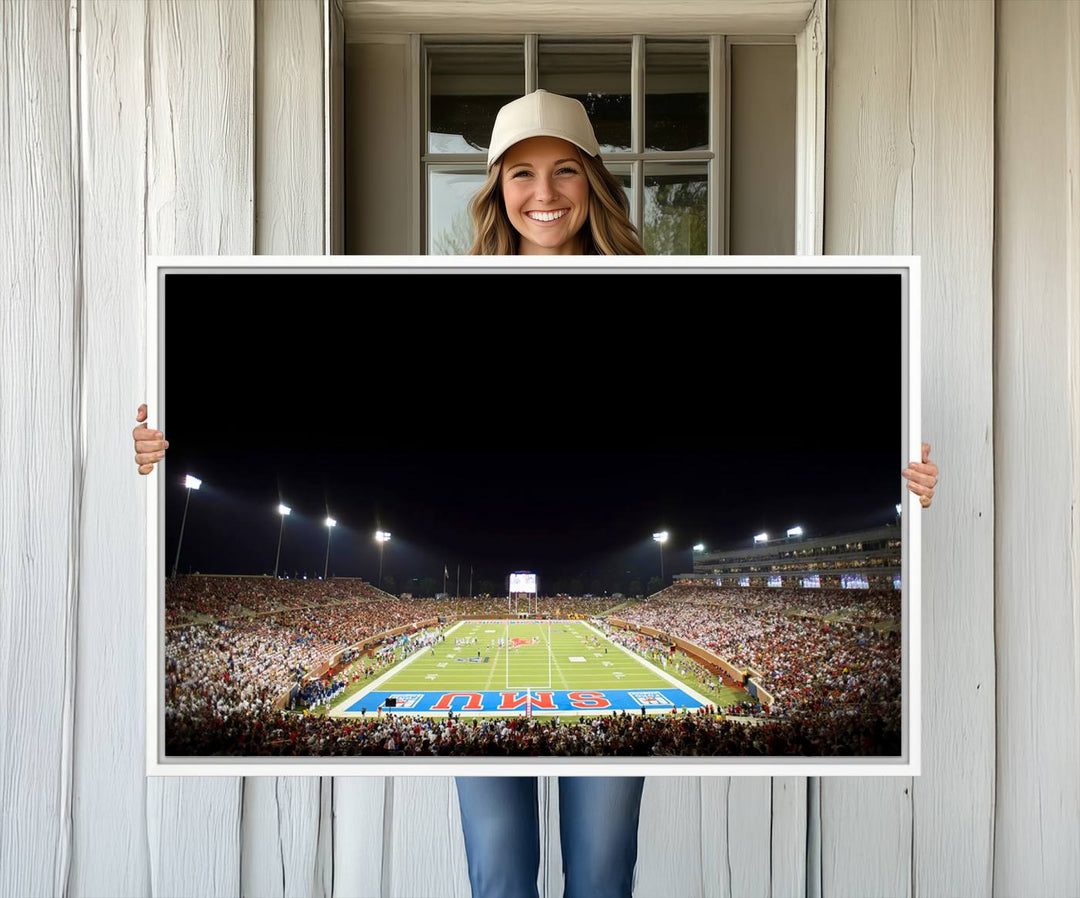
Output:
[
  {"xmin": 171, "ymin": 474, "xmax": 201, "ymax": 580},
  {"xmin": 375, "ymin": 530, "xmax": 391, "ymax": 589},
  {"xmin": 652, "ymin": 531, "xmax": 669, "ymax": 587},
  {"xmin": 274, "ymin": 504, "xmax": 291, "ymax": 578},
  {"xmin": 323, "ymin": 517, "xmax": 336, "ymax": 580},
  {"xmin": 692, "ymin": 543, "xmax": 705, "ymax": 580}
]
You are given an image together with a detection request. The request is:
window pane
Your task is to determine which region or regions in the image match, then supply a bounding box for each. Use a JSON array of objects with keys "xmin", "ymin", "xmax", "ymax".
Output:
[
  {"xmin": 604, "ymin": 163, "xmax": 634, "ymax": 221},
  {"xmin": 645, "ymin": 40, "xmax": 709, "ymax": 152},
  {"xmin": 643, "ymin": 163, "xmax": 707, "ymax": 255},
  {"xmin": 428, "ymin": 167, "xmax": 487, "ymax": 254},
  {"xmin": 538, "ymin": 40, "xmax": 632, "ymax": 153},
  {"xmin": 428, "ymin": 44, "xmax": 524, "ymax": 154}
]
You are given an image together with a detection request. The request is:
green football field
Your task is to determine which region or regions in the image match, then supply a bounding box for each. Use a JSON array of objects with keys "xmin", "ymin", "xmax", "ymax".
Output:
[{"xmin": 330, "ymin": 619, "xmax": 718, "ymax": 718}]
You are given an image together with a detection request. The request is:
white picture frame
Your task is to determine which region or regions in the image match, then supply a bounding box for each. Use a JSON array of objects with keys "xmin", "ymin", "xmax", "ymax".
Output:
[{"xmin": 146, "ymin": 254, "xmax": 920, "ymax": 777}]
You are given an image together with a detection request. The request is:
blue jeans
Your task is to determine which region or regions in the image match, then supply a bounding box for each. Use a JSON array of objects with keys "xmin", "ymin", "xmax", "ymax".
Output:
[{"xmin": 455, "ymin": 776, "xmax": 646, "ymax": 898}]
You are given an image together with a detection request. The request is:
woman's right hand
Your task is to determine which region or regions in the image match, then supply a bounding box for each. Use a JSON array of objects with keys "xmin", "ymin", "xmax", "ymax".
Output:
[{"xmin": 133, "ymin": 403, "xmax": 169, "ymax": 475}]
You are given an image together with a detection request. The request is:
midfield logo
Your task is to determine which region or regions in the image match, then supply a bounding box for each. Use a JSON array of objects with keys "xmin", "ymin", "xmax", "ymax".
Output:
[{"xmin": 629, "ymin": 691, "xmax": 674, "ymax": 707}]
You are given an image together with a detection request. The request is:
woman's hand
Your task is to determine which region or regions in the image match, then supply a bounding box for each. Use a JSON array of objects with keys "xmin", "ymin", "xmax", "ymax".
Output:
[
  {"xmin": 902, "ymin": 442, "xmax": 938, "ymax": 508},
  {"xmin": 133, "ymin": 403, "xmax": 169, "ymax": 475}
]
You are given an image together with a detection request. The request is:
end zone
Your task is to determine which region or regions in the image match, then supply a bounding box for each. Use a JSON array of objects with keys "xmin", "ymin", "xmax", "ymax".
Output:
[{"xmin": 334, "ymin": 687, "xmax": 706, "ymax": 717}]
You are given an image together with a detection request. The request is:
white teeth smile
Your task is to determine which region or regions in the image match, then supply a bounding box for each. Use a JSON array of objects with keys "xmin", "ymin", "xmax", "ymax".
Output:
[{"xmin": 527, "ymin": 209, "xmax": 567, "ymax": 222}]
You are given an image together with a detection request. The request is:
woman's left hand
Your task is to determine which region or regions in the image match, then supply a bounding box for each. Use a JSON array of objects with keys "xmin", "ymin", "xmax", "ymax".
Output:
[{"xmin": 902, "ymin": 442, "xmax": 938, "ymax": 508}]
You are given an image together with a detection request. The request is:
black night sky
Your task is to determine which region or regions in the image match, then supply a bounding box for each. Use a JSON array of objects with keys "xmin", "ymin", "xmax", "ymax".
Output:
[{"xmin": 162, "ymin": 271, "xmax": 903, "ymax": 595}]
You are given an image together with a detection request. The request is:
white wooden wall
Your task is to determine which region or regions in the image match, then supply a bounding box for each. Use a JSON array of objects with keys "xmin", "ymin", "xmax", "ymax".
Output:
[{"xmin": 1, "ymin": 1, "xmax": 1078, "ymax": 896}]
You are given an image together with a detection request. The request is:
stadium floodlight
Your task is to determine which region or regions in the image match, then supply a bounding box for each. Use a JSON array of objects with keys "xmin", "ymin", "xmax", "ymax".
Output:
[
  {"xmin": 693, "ymin": 543, "xmax": 705, "ymax": 552},
  {"xmin": 787, "ymin": 526, "xmax": 803, "ymax": 538},
  {"xmin": 323, "ymin": 517, "xmax": 337, "ymax": 580},
  {"xmin": 754, "ymin": 532, "xmax": 769, "ymax": 544},
  {"xmin": 375, "ymin": 530, "xmax": 392, "ymax": 590},
  {"xmin": 171, "ymin": 474, "xmax": 204, "ymax": 580},
  {"xmin": 652, "ymin": 531, "xmax": 669, "ymax": 588},
  {"xmin": 274, "ymin": 504, "xmax": 292, "ymax": 578}
]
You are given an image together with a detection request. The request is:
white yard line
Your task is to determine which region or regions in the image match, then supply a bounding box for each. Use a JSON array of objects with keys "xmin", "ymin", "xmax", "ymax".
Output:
[
  {"xmin": 328, "ymin": 620, "xmax": 468, "ymax": 717},
  {"xmin": 330, "ymin": 618, "xmax": 712, "ymax": 718},
  {"xmin": 581, "ymin": 620, "xmax": 714, "ymax": 707}
]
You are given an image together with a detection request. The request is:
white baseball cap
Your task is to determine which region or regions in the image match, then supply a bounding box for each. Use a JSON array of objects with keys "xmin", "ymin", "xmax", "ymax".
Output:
[{"xmin": 486, "ymin": 90, "xmax": 601, "ymax": 169}]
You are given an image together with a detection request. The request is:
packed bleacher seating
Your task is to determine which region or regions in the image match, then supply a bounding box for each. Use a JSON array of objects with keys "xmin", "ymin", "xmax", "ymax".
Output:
[
  {"xmin": 165, "ymin": 704, "xmax": 899, "ymax": 757},
  {"xmin": 163, "ymin": 577, "xmax": 902, "ymax": 757},
  {"xmin": 164, "ymin": 575, "xmax": 396, "ymax": 627},
  {"xmin": 612, "ymin": 586, "xmax": 901, "ymax": 726},
  {"xmin": 165, "ymin": 595, "xmax": 444, "ymax": 719},
  {"xmin": 650, "ymin": 583, "xmax": 900, "ymax": 624}
]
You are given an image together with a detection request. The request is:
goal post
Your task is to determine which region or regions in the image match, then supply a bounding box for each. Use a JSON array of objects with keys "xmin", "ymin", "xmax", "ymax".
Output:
[{"xmin": 503, "ymin": 572, "xmax": 553, "ymax": 692}]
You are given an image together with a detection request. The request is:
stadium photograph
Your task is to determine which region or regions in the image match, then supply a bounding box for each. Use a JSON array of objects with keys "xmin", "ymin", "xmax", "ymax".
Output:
[{"xmin": 156, "ymin": 265, "xmax": 910, "ymax": 763}]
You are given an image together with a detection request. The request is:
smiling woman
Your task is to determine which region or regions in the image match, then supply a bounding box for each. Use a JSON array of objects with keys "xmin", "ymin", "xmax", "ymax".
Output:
[
  {"xmin": 500, "ymin": 137, "xmax": 591, "ymax": 254},
  {"xmin": 467, "ymin": 89, "xmax": 645, "ymax": 255}
]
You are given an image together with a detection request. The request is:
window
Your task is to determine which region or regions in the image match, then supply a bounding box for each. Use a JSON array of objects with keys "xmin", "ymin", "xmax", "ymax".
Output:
[{"xmin": 421, "ymin": 35, "xmax": 794, "ymax": 256}]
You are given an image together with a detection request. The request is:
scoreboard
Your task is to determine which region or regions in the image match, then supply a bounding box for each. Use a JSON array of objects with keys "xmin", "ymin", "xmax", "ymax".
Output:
[{"xmin": 509, "ymin": 572, "xmax": 537, "ymax": 594}]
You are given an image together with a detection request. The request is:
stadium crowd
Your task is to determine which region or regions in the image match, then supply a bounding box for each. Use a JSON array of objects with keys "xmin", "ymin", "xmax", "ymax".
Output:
[
  {"xmin": 165, "ymin": 597, "xmax": 443, "ymax": 720},
  {"xmin": 166, "ymin": 704, "xmax": 899, "ymax": 757},
  {"xmin": 652, "ymin": 584, "xmax": 900, "ymax": 623},
  {"xmin": 613, "ymin": 590, "xmax": 901, "ymax": 725},
  {"xmin": 165, "ymin": 575, "xmax": 397, "ymax": 626},
  {"xmin": 163, "ymin": 577, "xmax": 901, "ymax": 757}
]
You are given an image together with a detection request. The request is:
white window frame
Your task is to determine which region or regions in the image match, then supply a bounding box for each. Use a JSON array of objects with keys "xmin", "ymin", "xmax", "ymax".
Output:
[{"xmin": 388, "ymin": 1, "xmax": 826, "ymax": 255}]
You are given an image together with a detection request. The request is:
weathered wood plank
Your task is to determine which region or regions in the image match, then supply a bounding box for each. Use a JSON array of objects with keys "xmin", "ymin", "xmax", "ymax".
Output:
[
  {"xmin": 385, "ymin": 777, "xmax": 471, "ymax": 898},
  {"xmin": 822, "ymin": 3, "xmax": 914, "ymax": 894},
  {"xmin": 994, "ymin": 2, "xmax": 1080, "ymax": 894},
  {"xmin": 698, "ymin": 778, "xmax": 776, "ymax": 898},
  {"xmin": 242, "ymin": 2, "xmax": 327, "ymax": 894},
  {"xmin": 241, "ymin": 778, "xmax": 325, "ymax": 898},
  {"xmin": 147, "ymin": 778, "xmax": 244, "ymax": 897},
  {"xmin": 255, "ymin": 0, "xmax": 324, "ymax": 255},
  {"xmin": 145, "ymin": 2, "xmax": 254, "ymax": 894},
  {"xmin": 635, "ymin": 778, "xmax": 706, "ymax": 898},
  {"xmin": 145, "ymin": 0, "xmax": 255, "ymax": 257},
  {"xmin": 771, "ymin": 777, "xmax": 808, "ymax": 898},
  {"xmin": 69, "ymin": 2, "xmax": 153, "ymax": 894},
  {"xmin": 332, "ymin": 778, "xmax": 386, "ymax": 897},
  {"xmin": 540, "ymin": 776, "xmax": 560, "ymax": 897},
  {"xmin": 0, "ymin": 2, "xmax": 77, "ymax": 896},
  {"xmin": 908, "ymin": 2, "xmax": 995, "ymax": 896}
]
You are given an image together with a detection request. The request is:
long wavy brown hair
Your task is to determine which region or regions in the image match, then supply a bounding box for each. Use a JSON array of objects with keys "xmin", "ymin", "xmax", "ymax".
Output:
[{"xmin": 468, "ymin": 148, "xmax": 645, "ymax": 255}]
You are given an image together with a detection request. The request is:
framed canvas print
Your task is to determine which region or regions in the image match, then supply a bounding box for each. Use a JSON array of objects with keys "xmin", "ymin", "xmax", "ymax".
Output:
[{"xmin": 145, "ymin": 255, "xmax": 921, "ymax": 776}]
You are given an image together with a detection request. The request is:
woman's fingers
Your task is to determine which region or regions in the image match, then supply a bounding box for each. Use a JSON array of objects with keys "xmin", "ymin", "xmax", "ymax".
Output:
[
  {"xmin": 898, "ymin": 444, "xmax": 936, "ymax": 508},
  {"xmin": 905, "ymin": 480, "xmax": 934, "ymax": 498},
  {"xmin": 902, "ymin": 467, "xmax": 936, "ymax": 488},
  {"xmin": 134, "ymin": 403, "xmax": 167, "ymax": 474}
]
